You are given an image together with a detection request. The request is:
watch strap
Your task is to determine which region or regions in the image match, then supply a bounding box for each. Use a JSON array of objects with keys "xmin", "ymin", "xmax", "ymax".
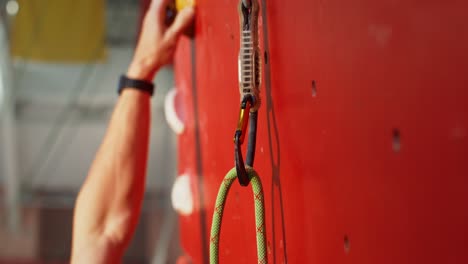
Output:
[{"xmin": 118, "ymin": 75, "xmax": 155, "ymax": 96}]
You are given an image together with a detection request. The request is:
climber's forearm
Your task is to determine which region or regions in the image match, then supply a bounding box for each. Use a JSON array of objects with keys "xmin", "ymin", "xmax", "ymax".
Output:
[{"xmin": 72, "ymin": 88, "xmax": 151, "ymax": 259}]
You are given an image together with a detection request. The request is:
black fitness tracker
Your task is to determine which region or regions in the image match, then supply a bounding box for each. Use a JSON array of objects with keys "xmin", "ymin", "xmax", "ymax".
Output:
[{"xmin": 118, "ymin": 75, "xmax": 155, "ymax": 96}]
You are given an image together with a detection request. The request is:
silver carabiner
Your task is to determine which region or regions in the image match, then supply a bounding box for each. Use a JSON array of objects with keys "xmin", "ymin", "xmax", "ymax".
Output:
[
  {"xmin": 242, "ymin": 0, "xmax": 252, "ymax": 8},
  {"xmin": 238, "ymin": 0, "xmax": 261, "ymax": 111}
]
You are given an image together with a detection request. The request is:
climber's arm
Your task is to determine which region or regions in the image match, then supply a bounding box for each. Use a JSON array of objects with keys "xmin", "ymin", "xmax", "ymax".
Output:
[{"xmin": 70, "ymin": 1, "xmax": 194, "ymax": 262}]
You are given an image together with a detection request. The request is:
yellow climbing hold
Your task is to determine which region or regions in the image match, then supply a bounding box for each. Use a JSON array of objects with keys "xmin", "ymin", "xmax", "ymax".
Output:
[{"xmin": 176, "ymin": 0, "xmax": 195, "ymax": 11}]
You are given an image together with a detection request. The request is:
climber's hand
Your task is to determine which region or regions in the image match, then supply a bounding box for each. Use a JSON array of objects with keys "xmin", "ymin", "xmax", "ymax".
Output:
[{"xmin": 127, "ymin": 0, "xmax": 195, "ymax": 81}]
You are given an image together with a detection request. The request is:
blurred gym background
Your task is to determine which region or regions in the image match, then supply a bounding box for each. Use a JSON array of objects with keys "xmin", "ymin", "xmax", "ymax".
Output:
[{"xmin": 0, "ymin": 0, "xmax": 182, "ymax": 263}]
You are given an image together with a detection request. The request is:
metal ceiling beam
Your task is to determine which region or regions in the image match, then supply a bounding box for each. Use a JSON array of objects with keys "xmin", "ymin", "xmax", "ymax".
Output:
[{"xmin": 0, "ymin": 14, "xmax": 20, "ymax": 232}]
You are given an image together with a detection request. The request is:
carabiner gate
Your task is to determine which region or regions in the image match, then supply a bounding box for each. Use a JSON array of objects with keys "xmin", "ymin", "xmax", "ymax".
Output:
[{"xmin": 234, "ymin": 95, "xmax": 258, "ymax": 186}]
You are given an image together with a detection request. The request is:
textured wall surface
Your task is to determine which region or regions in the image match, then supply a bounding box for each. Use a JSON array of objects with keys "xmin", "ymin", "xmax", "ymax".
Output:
[{"xmin": 174, "ymin": 0, "xmax": 468, "ymax": 263}]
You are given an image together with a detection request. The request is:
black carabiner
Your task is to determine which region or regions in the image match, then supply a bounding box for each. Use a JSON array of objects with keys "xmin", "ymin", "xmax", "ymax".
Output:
[{"xmin": 234, "ymin": 95, "xmax": 258, "ymax": 186}]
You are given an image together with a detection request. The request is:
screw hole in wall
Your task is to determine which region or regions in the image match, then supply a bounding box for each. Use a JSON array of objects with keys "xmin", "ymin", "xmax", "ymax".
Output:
[
  {"xmin": 392, "ymin": 128, "xmax": 401, "ymax": 152},
  {"xmin": 312, "ymin": 80, "xmax": 317, "ymax": 97},
  {"xmin": 344, "ymin": 235, "xmax": 350, "ymax": 254}
]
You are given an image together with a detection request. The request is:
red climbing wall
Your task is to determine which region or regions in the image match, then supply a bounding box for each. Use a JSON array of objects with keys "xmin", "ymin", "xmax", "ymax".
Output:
[{"xmin": 174, "ymin": 0, "xmax": 468, "ymax": 263}]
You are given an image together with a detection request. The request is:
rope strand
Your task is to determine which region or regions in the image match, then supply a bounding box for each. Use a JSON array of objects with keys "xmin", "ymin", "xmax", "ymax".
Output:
[{"xmin": 209, "ymin": 167, "xmax": 267, "ymax": 264}]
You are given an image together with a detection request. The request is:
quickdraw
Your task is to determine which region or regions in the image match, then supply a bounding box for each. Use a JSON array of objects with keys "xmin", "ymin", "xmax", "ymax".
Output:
[
  {"xmin": 209, "ymin": 0, "xmax": 267, "ymax": 263},
  {"xmin": 234, "ymin": 0, "xmax": 261, "ymax": 186}
]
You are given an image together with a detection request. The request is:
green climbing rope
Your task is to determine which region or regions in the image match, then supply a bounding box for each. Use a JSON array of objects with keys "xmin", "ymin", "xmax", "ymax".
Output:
[{"xmin": 209, "ymin": 166, "xmax": 267, "ymax": 264}]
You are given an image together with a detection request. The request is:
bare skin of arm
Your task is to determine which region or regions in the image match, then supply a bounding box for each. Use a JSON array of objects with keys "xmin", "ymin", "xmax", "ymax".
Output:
[{"xmin": 71, "ymin": 1, "xmax": 194, "ymax": 263}]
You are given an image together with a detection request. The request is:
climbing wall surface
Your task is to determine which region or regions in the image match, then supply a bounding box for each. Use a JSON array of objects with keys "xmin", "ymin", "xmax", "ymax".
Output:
[{"xmin": 174, "ymin": 0, "xmax": 468, "ymax": 263}]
